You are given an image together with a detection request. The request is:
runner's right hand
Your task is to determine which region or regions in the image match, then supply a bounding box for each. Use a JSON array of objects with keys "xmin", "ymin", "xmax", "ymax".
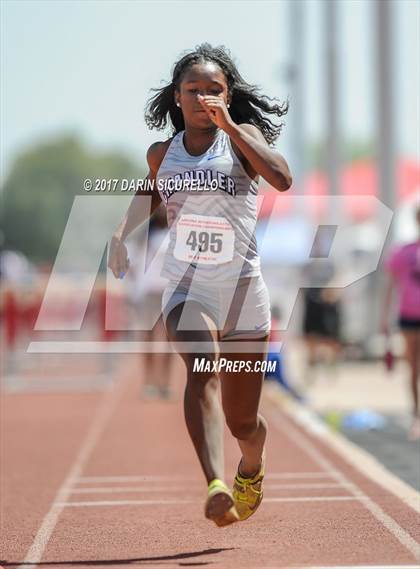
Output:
[{"xmin": 108, "ymin": 235, "xmax": 130, "ymax": 279}]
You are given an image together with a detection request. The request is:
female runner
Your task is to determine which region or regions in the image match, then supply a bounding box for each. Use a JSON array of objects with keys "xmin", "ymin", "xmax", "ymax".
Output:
[{"xmin": 108, "ymin": 43, "xmax": 292, "ymax": 527}]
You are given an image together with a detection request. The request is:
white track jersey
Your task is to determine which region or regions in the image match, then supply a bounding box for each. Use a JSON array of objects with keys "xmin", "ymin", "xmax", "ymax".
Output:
[{"xmin": 156, "ymin": 128, "xmax": 261, "ymax": 282}]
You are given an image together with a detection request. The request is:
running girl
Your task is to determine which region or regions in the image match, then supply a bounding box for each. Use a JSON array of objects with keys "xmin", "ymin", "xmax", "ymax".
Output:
[{"xmin": 108, "ymin": 43, "xmax": 292, "ymax": 526}]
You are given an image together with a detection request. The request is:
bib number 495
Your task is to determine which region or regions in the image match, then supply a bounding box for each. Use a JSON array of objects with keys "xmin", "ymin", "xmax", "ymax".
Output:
[
  {"xmin": 186, "ymin": 231, "xmax": 223, "ymax": 254},
  {"xmin": 174, "ymin": 214, "xmax": 235, "ymax": 264}
]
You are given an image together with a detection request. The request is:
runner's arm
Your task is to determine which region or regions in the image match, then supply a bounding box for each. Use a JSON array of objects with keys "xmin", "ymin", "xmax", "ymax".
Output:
[
  {"xmin": 225, "ymin": 123, "xmax": 292, "ymax": 192},
  {"xmin": 113, "ymin": 143, "xmax": 164, "ymax": 243},
  {"xmin": 108, "ymin": 142, "xmax": 170, "ymax": 279}
]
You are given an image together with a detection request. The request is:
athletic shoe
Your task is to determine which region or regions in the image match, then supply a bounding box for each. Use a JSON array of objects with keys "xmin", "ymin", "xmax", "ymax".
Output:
[
  {"xmin": 204, "ymin": 478, "xmax": 240, "ymax": 527},
  {"xmin": 232, "ymin": 450, "xmax": 265, "ymax": 521}
]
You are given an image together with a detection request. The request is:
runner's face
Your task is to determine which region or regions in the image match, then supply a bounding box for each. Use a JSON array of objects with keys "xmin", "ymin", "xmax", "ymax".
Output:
[{"xmin": 176, "ymin": 62, "xmax": 230, "ymax": 128}]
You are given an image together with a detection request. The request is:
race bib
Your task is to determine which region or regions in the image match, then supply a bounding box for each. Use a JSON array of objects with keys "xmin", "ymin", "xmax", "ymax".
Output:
[{"xmin": 174, "ymin": 214, "xmax": 235, "ymax": 265}]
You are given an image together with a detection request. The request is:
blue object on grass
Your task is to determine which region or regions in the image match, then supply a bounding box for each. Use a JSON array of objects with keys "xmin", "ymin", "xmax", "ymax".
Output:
[{"xmin": 342, "ymin": 410, "xmax": 386, "ymax": 431}]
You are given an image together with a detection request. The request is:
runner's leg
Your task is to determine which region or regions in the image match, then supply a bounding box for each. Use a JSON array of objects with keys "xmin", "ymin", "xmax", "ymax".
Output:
[
  {"xmin": 165, "ymin": 301, "xmax": 224, "ymax": 483},
  {"xmin": 219, "ymin": 336, "xmax": 269, "ymax": 477}
]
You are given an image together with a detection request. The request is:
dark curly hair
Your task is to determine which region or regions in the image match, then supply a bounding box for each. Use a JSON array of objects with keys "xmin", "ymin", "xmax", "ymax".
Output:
[{"xmin": 144, "ymin": 43, "xmax": 289, "ymax": 146}]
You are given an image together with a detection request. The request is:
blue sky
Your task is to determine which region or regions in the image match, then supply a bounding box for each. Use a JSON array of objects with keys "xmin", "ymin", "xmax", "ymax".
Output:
[{"xmin": 1, "ymin": 0, "xmax": 419, "ymax": 178}]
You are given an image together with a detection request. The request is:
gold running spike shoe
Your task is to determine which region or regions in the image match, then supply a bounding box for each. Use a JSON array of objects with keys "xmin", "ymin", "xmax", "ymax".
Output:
[{"xmin": 232, "ymin": 450, "xmax": 266, "ymax": 521}]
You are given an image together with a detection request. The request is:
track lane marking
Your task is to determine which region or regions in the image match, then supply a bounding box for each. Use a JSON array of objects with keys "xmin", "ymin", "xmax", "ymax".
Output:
[
  {"xmin": 17, "ymin": 376, "xmax": 126, "ymax": 567},
  {"xmin": 261, "ymin": 566, "xmax": 420, "ymax": 569},
  {"xmin": 75, "ymin": 471, "xmax": 339, "ymax": 483},
  {"xmin": 56, "ymin": 496, "xmax": 360, "ymax": 507},
  {"xmin": 267, "ymin": 406, "xmax": 420, "ymax": 561},
  {"xmin": 266, "ymin": 391, "xmax": 420, "ymax": 513},
  {"xmin": 68, "ymin": 482, "xmax": 348, "ymax": 494},
  {"xmin": 291, "ymin": 566, "xmax": 420, "ymax": 569}
]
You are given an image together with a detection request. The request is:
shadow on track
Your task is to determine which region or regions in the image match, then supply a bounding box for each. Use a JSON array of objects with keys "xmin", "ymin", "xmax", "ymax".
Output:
[{"xmin": 1, "ymin": 547, "xmax": 236, "ymax": 567}]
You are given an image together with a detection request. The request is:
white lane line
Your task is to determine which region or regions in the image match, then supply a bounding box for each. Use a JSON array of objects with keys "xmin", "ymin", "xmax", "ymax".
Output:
[
  {"xmin": 69, "ymin": 482, "xmax": 348, "ymax": 494},
  {"xmin": 267, "ymin": 409, "xmax": 420, "ymax": 561},
  {"xmin": 18, "ymin": 377, "xmax": 126, "ymax": 568},
  {"xmin": 269, "ymin": 393, "xmax": 420, "ymax": 514},
  {"xmin": 75, "ymin": 471, "xmax": 337, "ymax": 484},
  {"xmin": 76, "ymin": 475, "xmax": 201, "ymax": 483},
  {"xmin": 267, "ymin": 472, "xmax": 339, "ymax": 479},
  {"xmin": 261, "ymin": 566, "xmax": 420, "ymax": 569},
  {"xmin": 56, "ymin": 499, "xmax": 194, "ymax": 507},
  {"xmin": 297, "ymin": 566, "xmax": 420, "ymax": 569},
  {"xmin": 266, "ymin": 482, "xmax": 349, "ymax": 490},
  {"xmin": 56, "ymin": 496, "xmax": 359, "ymax": 508},
  {"xmin": 266, "ymin": 496, "xmax": 358, "ymax": 503},
  {"xmin": 69, "ymin": 485, "xmax": 202, "ymax": 493}
]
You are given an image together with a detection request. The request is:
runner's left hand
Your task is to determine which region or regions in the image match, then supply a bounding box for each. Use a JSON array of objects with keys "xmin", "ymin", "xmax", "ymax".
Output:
[{"xmin": 197, "ymin": 95, "xmax": 234, "ymax": 131}]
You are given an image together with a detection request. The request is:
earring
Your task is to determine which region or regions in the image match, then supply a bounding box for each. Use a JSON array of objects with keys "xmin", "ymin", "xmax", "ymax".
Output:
[
  {"xmin": 227, "ymin": 104, "xmax": 230, "ymax": 108},
  {"xmin": 176, "ymin": 102, "xmax": 181, "ymax": 108}
]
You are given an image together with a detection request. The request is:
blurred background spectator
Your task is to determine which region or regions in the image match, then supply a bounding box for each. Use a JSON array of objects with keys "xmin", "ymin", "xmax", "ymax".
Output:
[
  {"xmin": 381, "ymin": 207, "xmax": 420, "ymax": 440},
  {"xmin": 125, "ymin": 207, "xmax": 174, "ymax": 400}
]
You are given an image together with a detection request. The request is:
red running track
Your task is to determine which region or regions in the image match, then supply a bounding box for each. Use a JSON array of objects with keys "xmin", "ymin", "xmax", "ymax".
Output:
[{"xmin": 1, "ymin": 354, "xmax": 419, "ymax": 569}]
